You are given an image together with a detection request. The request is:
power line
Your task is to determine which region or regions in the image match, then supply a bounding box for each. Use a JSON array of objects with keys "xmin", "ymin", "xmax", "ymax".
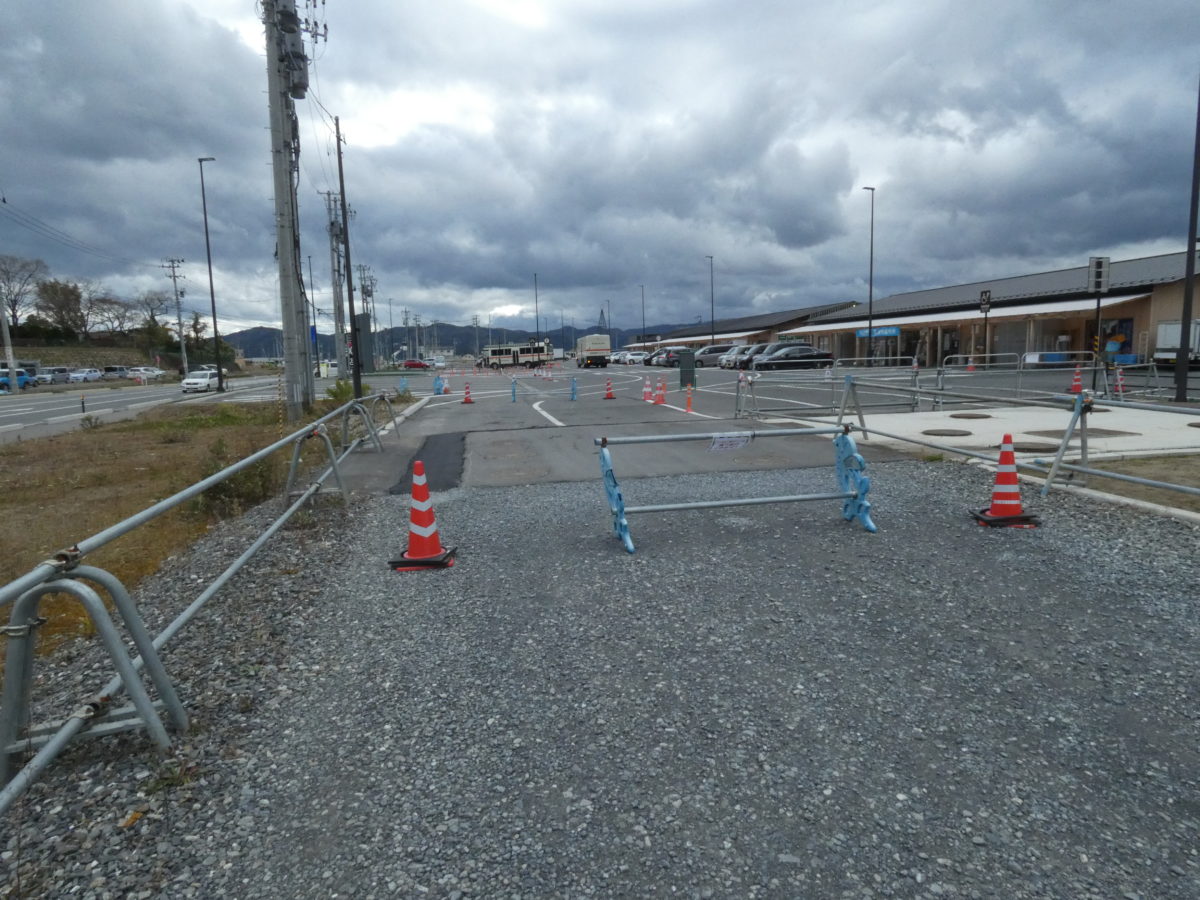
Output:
[{"xmin": 0, "ymin": 200, "xmax": 150, "ymax": 267}]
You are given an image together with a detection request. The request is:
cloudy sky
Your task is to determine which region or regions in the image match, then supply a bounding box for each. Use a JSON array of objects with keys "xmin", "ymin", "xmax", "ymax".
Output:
[{"xmin": 1, "ymin": 0, "xmax": 1197, "ymax": 338}]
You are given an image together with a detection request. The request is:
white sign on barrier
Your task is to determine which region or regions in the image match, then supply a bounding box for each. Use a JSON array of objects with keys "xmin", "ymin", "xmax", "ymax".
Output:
[{"xmin": 708, "ymin": 432, "xmax": 753, "ymax": 453}]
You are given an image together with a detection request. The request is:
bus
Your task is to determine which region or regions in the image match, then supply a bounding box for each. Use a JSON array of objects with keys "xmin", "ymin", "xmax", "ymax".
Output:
[{"xmin": 477, "ymin": 338, "xmax": 555, "ymax": 369}]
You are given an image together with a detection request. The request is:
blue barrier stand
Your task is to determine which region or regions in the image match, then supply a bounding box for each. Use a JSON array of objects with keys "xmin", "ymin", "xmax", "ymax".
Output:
[
  {"xmin": 397, "ymin": 377, "xmax": 409, "ymax": 394},
  {"xmin": 570, "ymin": 377, "xmax": 578, "ymax": 401},
  {"xmin": 599, "ymin": 446, "xmax": 635, "ymax": 553},
  {"xmin": 833, "ymin": 431, "xmax": 876, "ymax": 532},
  {"xmin": 511, "ymin": 377, "xmax": 517, "ymax": 402},
  {"xmin": 432, "ymin": 375, "xmax": 444, "ymax": 396}
]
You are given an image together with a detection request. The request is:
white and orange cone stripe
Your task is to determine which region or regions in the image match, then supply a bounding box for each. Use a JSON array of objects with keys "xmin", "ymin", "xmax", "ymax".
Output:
[
  {"xmin": 391, "ymin": 460, "xmax": 456, "ymax": 570},
  {"xmin": 972, "ymin": 433, "xmax": 1039, "ymax": 528}
]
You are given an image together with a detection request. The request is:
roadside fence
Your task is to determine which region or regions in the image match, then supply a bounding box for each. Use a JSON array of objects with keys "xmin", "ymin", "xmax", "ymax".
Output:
[{"xmin": 0, "ymin": 392, "xmax": 419, "ymax": 815}]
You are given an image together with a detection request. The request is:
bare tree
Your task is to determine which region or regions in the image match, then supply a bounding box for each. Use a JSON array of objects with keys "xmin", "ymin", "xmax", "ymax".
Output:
[
  {"xmin": 0, "ymin": 255, "xmax": 50, "ymax": 326},
  {"xmin": 92, "ymin": 295, "xmax": 136, "ymax": 334},
  {"xmin": 135, "ymin": 289, "xmax": 171, "ymax": 327},
  {"xmin": 76, "ymin": 281, "xmax": 126, "ymax": 336}
]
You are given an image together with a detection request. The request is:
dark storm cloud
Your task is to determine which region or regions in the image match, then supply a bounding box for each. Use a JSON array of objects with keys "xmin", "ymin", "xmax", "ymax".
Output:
[{"xmin": 3, "ymin": 0, "xmax": 1199, "ymax": 332}]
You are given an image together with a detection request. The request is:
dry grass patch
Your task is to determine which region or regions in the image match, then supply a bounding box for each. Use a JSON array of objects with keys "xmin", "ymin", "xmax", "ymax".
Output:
[
  {"xmin": 1086, "ymin": 455, "xmax": 1200, "ymax": 514},
  {"xmin": 1, "ymin": 397, "xmax": 397, "ymax": 649}
]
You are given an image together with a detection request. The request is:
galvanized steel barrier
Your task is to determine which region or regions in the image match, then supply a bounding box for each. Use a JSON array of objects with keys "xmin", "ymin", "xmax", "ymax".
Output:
[
  {"xmin": 595, "ymin": 425, "xmax": 877, "ymax": 554},
  {"xmin": 0, "ymin": 392, "xmax": 418, "ymax": 814},
  {"xmin": 835, "ymin": 377, "xmax": 1200, "ymax": 503}
]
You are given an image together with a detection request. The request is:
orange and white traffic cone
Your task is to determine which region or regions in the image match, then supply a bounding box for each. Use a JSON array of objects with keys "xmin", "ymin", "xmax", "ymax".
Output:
[
  {"xmin": 603, "ymin": 377, "xmax": 615, "ymax": 399},
  {"xmin": 971, "ymin": 434, "xmax": 1040, "ymax": 528},
  {"xmin": 685, "ymin": 384, "xmax": 693, "ymax": 413},
  {"xmin": 462, "ymin": 382, "xmax": 474, "ymax": 404},
  {"xmin": 642, "ymin": 377, "xmax": 651, "ymax": 402},
  {"xmin": 1068, "ymin": 365, "xmax": 1082, "ymax": 393},
  {"xmin": 966, "ymin": 357, "xmax": 976, "ymax": 372},
  {"xmin": 1114, "ymin": 367, "xmax": 1127, "ymax": 396},
  {"xmin": 390, "ymin": 460, "xmax": 457, "ymax": 570},
  {"xmin": 654, "ymin": 378, "xmax": 666, "ymax": 405}
]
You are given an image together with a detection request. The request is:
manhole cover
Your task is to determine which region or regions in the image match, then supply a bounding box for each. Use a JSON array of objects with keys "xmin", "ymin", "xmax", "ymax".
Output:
[
  {"xmin": 1008, "ymin": 442, "xmax": 1061, "ymax": 453},
  {"xmin": 922, "ymin": 428, "xmax": 972, "ymax": 437},
  {"xmin": 949, "ymin": 412, "xmax": 992, "ymax": 419}
]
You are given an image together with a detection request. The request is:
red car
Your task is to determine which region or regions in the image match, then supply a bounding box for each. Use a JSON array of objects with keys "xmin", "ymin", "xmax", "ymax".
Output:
[{"xmin": 402, "ymin": 359, "xmax": 431, "ymax": 369}]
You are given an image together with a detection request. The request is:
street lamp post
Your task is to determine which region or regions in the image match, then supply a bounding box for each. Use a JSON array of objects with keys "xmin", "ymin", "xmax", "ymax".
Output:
[
  {"xmin": 197, "ymin": 157, "xmax": 224, "ymax": 392},
  {"xmin": 640, "ymin": 284, "xmax": 646, "ymax": 348},
  {"xmin": 863, "ymin": 186, "xmax": 875, "ymax": 366},
  {"xmin": 533, "ymin": 273, "xmax": 540, "ymax": 346},
  {"xmin": 705, "ymin": 256, "xmax": 715, "ymax": 345}
]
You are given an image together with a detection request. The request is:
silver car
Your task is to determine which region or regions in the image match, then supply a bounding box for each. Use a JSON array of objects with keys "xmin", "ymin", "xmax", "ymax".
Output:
[{"xmin": 181, "ymin": 370, "xmax": 221, "ymax": 393}]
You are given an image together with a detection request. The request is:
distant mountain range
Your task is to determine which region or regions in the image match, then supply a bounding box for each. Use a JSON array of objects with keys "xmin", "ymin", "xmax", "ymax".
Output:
[{"xmin": 223, "ymin": 322, "xmax": 690, "ymax": 359}]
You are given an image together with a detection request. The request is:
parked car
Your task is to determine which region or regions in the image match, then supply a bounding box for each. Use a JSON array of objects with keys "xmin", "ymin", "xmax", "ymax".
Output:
[
  {"xmin": 750, "ymin": 344, "xmax": 834, "ymax": 370},
  {"xmin": 624, "ymin": 351, "xmax": 648, "ymax": 365},
  {"xmin": 69, "ymin": 368, "xmax": 102, "ymax": 383},
  {"xmin": 431, "ymin": 356, "xmax": 446, "ymax": 369},
  {"xmin": 36, "ymin": 366, "xmax": 71, "ymax": 385},
  {"xmin": 198, "ymin": 364, "xmax": 229, "ymax": 376},
  {"xmin": 611, "ymin": 351, "xmax": 629, "ymax": 364},
  {"xmin": 660, "ymin": 346, "xmax": 692, "ymax": 367},
  {"xmin": 645, "ymin": 348, "xmax": 668, "ymax": 366},
  {"xmin": 101, "ymin": 365, "xmax": 130, "ymax": 380},
  {"xmin": 719, "ymin": 346, "xmax": 753, "ymax": 369},
  {"xmin": 128, "ymin": 366, "xmax": 165, "ymax": 381},
  {"xmin": 0, "ymin": 368, "xmax": 33, "ymax": 391},
  {"xmin": 403, "ymin": 358, "xmax": 430, "ymax": 369},
  {"xmin": 693, "ymin": 344, "xmax": 734, "ymax": 367},
  {"xmin": 736, "ymin": 342, "xmax": 797, "ymax": 370},
  {"xmin": 181, "ymin": 369, "xmax": 221, "ymax": 393}
]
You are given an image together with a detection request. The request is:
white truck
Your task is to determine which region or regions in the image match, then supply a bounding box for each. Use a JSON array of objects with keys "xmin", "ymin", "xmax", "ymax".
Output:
[
  {"xmin": 575, "ymin": 333, "xmax": 611, "ymax": 368},
  {"xmin": 1152, "ymin": 320, "xmax": 1200, "ymax": 364}
]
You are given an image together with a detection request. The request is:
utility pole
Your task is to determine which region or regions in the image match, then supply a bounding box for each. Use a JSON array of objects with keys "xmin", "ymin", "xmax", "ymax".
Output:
[
  {"xmin": 321, "ymin": 190, "xmax": 349, "ymax": 377},
  {"xmin": 472, "ymin": 314, "xmax": 480, "ymax": 358},
  {"xmin": 262, "ymin": 0, "xmax": 316, "ymax": 419},
  {"xmin": 162, "ymin": 258, "xmax": 188, "ymax": 374},
  {"xmin": 307, "ymin": 254, "xmax": 319, "ymax": 373},
  {"xmin": 335, "ymin": 115, "xmax": 362, "ymax": 398}
]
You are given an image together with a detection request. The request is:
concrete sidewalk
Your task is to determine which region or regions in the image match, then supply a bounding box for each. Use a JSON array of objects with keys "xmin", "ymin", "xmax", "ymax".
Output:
[{"xmin": 778, "ymin": 401, "xmax": 1200, "ymax": 459}]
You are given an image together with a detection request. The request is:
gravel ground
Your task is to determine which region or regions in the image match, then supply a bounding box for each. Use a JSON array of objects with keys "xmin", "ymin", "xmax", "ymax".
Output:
[{"xmin": 2, "ymin": 457, "xmax": 1198, "ymax": 899}]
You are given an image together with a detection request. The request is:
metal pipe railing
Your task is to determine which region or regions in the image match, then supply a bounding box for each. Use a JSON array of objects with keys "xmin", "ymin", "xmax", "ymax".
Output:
[{"xmin": 0, "ymin": 393, "xmax": 394, "ymax": 610}]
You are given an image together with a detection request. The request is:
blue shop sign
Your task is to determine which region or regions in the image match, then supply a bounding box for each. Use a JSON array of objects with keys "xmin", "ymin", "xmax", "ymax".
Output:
[{"xmin": 856, "ymin": 325, "xmax": 900, "ymax": 338}]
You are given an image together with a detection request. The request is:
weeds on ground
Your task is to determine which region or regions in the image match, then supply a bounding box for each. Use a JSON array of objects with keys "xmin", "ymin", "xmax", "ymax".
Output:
[{"xmin": 0, "ymin": 398, "xmax": 406, "ymax": 653}]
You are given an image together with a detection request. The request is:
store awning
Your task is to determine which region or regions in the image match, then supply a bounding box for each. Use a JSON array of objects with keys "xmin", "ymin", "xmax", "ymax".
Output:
[{"xmin": 779, "ymin": 293, "xmax": 1149, "ymax": 336}]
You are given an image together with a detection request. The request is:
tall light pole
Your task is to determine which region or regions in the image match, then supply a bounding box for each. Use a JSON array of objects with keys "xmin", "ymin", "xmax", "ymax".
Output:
[
  {"xmin": 607, "ymin": 298, "xmax": 612, "ymax": 347},
  {"xmin": 640, "ymin": 284, "xmax": 646, "ymax": 347},
  {"xmin": 863, "ymin": 186, "xmax": 876, "ymax": 366},
  {"xmin": 705, "ymin": 256, "xmax": 715, "ymax": 345},
  {"xmin": 197, "ymin": 157, "xmax": 224, "ymax": 392},
  {"xmin": 533, "ymin": 273, "xmax": 540, "ymax": 345}
]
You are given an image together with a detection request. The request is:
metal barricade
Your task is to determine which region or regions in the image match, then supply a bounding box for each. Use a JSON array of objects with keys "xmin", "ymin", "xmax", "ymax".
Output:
[
  {"xmin": 594, "ymin": 426, "xmax": 877, "ymax": 553},
  {"xmin": 0, "ymin": 392, "xmax": 409, "ymax": 814}
]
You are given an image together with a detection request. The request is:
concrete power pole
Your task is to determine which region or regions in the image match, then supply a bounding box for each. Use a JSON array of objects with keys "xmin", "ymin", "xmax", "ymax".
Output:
[
  {"xmin": 161, "ymin": 258, "xmax": 188, "ymax": 374},
  {"xmin": 262, "ymin": 0, "xmax": 315, "ymax": 420},
  {"xmin": 334, "ymin": 116, "xmax": 363, "ymax": 398},
  {"xmin": 321, "ymin": 191, "xmax": 349, "ymax": 377}
]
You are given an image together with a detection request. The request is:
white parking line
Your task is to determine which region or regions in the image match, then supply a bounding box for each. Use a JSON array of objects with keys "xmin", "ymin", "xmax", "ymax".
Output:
[{"xmin": 532, "ymin": 400, "xmax": 565, "ymax": 426}]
